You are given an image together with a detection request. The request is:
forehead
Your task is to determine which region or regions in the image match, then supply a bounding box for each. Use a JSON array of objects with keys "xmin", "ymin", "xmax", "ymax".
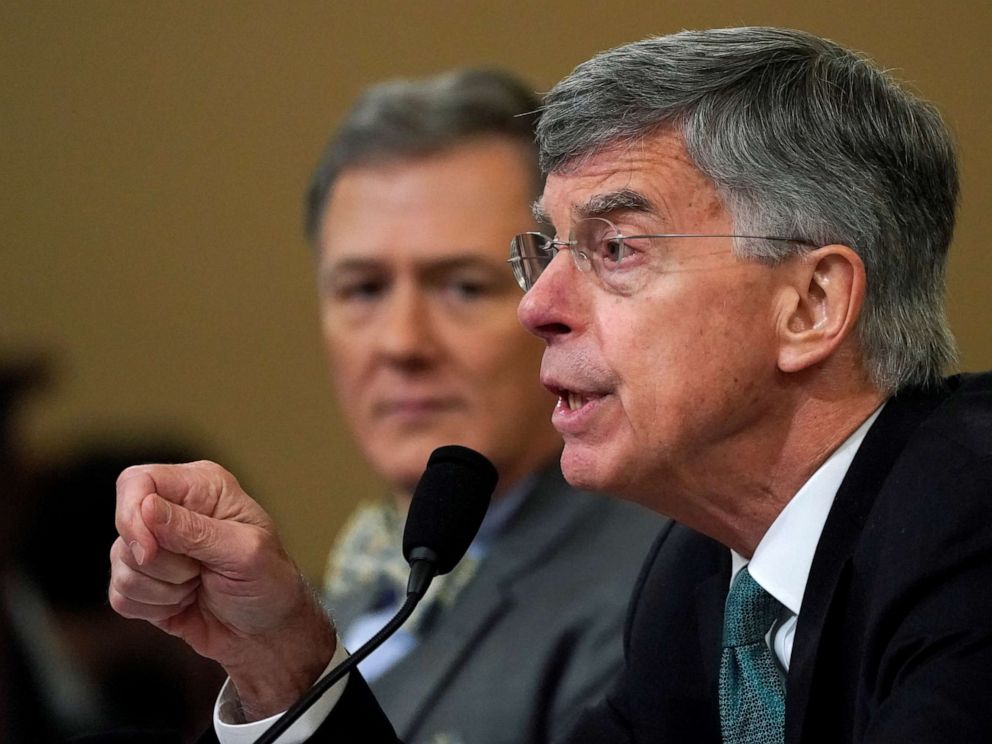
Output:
[
  {"xmin": 319, "ymin": 138, "xmax": 537, "ymax": 266},
  {"xmin": 537, "ymin": 130, "xmax": 727, "ymax": 230}
]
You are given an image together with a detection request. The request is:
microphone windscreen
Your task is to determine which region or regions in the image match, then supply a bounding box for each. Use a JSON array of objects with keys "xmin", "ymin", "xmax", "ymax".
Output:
[{"xmin": 402, "ymin": 445, "xmax": 498, "ymax": 575}]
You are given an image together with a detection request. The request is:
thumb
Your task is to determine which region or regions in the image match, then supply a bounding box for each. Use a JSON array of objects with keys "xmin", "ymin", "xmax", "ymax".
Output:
[{"xmin": 142, "ymin": 492, "xmax": 245, "ymax": 570}]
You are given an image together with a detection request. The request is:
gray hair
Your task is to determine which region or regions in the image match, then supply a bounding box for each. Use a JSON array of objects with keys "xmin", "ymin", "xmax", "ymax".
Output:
[
  {"xmin": 305, "ymin": 68, "xmax": 542, "ymax": 242},
  {"xmin": 538, "ymin": 27, "xmax": 958, "ymax": 391}
]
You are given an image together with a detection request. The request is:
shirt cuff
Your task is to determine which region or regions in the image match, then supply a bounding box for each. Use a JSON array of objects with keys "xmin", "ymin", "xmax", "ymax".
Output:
[{"xmin": 213, "ymin": 639, "xmax": 350, "ymax": 744}]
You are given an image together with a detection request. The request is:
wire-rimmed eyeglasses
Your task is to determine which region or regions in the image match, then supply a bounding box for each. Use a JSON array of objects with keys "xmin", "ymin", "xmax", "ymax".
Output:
[{"xmin": 508, "ymin": 217, "xmax": 815, "ymax": 295}]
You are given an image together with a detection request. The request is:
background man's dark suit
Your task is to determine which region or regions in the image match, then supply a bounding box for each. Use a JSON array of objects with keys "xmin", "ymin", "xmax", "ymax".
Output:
[
  {"xmin": 329, "ymin": 465, "xmax": 663, "ymax": 744},
  {"xmin": 302, "ymin": 372, "xmax": 992, "ymax": 743}
]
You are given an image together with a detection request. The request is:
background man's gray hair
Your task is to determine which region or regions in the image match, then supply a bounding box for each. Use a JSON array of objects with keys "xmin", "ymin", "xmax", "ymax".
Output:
[
  {"xmin": 305, "ymin": 68, "xmax": 542, "ymax": 243},
  {"xmin": 538, "ymin": 26, "xmax": 958, "ymax": 392}
]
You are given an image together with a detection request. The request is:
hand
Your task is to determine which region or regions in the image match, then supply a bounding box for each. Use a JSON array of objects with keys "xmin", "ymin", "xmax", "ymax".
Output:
[{"xmin": 109, "ymin": 460, "xmax": 336, "ymax": 719}]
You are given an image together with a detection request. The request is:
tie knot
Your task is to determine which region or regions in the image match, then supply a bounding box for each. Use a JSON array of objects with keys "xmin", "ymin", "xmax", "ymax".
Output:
[{"xmin": 723, "ymin": 568, "xmax": 782, "ymax": 648}]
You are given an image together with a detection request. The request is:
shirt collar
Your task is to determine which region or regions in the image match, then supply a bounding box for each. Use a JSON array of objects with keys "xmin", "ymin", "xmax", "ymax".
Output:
[{"xmin": 733, "ymin": 404, "xmax": 884, "ymax": 614}]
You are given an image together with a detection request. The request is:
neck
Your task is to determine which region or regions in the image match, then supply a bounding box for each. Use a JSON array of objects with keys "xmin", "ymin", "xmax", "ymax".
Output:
[{"xmin": 648, "ymin": 382, "xmax": 886, "ymax": 558}]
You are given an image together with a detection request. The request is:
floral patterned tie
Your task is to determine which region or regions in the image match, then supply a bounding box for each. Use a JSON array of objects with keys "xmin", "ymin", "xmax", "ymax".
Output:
[{"xmin": 324, "ymin": 499, "xmax": 479, "ymax": 634}]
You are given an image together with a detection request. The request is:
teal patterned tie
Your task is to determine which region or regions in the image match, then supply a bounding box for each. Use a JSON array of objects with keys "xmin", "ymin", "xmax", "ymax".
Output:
[{"xmin": 718, "ymin": 567, "xmax": 786, "ymax": 744}]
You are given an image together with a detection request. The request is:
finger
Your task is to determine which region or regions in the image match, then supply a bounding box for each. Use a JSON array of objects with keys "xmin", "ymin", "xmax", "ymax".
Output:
[
  {"xmin": 130, "ymin": 461, "xmax": 272, "ymax": 529},
  {"xmin": 115, "ymin": 467, "xmax": 161, "ymax": 564},
  {"xmin": 110, "ymin": 555, "xmax": 200, "ymax": 607},
  {"xmin": 110, "ymin": 536, "xmax": 200, "ymax": 585},
  {"xmin": 109, "ymin": 583, "xmax": 198, "ymax": 623},
  {"xmin": 141, "ymin": 491, "xmax": 271, "ymax": 572},
  {"xmin": 116, "ymin": 462, "xmax": 234, "ymax": 566},
  {"xmin": 180, "ymin": 460, "xmax": 271, "ymax": 528}
]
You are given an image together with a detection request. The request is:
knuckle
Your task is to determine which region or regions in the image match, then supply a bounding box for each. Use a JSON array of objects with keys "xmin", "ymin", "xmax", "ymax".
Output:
[
  {"xmin": 187, "ymin": 459, "xmax": 224, "ymax": 475},
  {"xmin": 110, "ymin": 564, "xmax": 139, "ymax": 596},
  {"xmin": 109, "ymin": 537, "xmax": 129, "ymax": 569},
  {"xmin": 107, "ymin": 587, "xmax": 123, "ymax": 613},
  {"xmin": 181, "ymin": 511, "xmax": 213, "ymax": 549},
  {"xmin": 240, "ymin": 527, "xmax": 279, "ymax": 573},
  {"xmin": 115, "ymin": 466, "xmax": 136, "ymax": 488},
  {"xmin": 188, "ymin": 458, "xmax": 243, "ymax": 490},
  {"xmin": 108, "ymin": 586, "xmax": 138, "ymax": 618},
  {"xmin": 116, "ymin": 464, "xmax": 148, "ymax": 489}
]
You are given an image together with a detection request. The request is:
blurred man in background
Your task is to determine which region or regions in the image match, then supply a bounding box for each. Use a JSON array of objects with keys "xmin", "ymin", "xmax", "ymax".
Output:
[{"xmin": 299, "ymin": 67, "xmax": 662, "ymax": 744}]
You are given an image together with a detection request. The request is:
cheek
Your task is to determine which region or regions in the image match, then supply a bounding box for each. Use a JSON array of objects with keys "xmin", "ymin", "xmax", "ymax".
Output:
[
  {"xmin": 458, "ymin": 331, "xmax": 550, "ymax": 416},
  {"xmin": 601, "ymin": 291, "xmax": 747, "ymax": 422},
  {"xmin": 450, "ymin": 308, "xmax": 541, "ymax": 369},
  {"xmin": 633, "ymin": 288, "xmax": 777, "ymax": 432},
  {"xmin": 324, "ymin": 333, "xmax": 372, "ymax": 404},
  {"xmin": 323, "ymin": 311, "xmax": 365, "ymax": 363},
  {"xmin": 469, "ymin": 338, "xmax": 545, "ymax": 401}
]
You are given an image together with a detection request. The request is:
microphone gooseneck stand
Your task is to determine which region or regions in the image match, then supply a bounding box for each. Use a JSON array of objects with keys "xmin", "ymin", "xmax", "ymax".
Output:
[
  {"xmin": 253, "ymin": 445, "xmax": 497, "ymax": 743},
  {"xmin": 253, "ymin": 557, "xmax": 437, "ymax": 744}
]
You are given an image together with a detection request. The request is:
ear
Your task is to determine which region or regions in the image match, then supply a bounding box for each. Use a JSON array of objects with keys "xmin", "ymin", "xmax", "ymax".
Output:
[{"xmin": 776, "ymin": 245, "xmax": 865, "ymax": 374}]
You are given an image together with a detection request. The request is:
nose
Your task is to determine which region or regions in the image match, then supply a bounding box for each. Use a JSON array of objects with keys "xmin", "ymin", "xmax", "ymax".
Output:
[
  {"xmin": 517, "ymin": 250, "xmax": 578, "ymax": 343},
  {"xmin": 378, "ymin": 282, "xmax": 438, "ymax": 363}
]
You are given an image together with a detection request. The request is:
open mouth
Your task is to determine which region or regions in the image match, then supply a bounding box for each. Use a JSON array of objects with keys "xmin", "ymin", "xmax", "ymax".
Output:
[
  {"xmin": 547, "ymin": 385, "xmax": 602, "ymax": 413},
  {"xmin": 564, "ymin": 391, "xmax": 590, "ymax": 411},
  {"xmin": 545, "ymin": 382, "xmax": 608, "ymax": 435}
]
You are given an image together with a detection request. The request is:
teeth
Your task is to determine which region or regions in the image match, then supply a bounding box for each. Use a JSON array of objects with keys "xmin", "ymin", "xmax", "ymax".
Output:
[{"xmin": 567, "ymin": 392, "xmax": 585, "ymax": 411}]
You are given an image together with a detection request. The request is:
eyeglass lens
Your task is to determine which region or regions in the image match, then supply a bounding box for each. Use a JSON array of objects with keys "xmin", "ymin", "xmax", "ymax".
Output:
[
  {"xmin": 509, "ymin": 232, "xmax": 554, "ymax": 291},
  {"xmin": 509, "ymin": 218, "xmax": 623, "ymax": 291}
]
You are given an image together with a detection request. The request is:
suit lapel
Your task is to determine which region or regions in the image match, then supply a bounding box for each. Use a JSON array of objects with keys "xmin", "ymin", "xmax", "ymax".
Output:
[
  {"xmin": 695, "ymin": 563, "xmax": 730, "ymax": 689},
  {"xmin": 370, "ymin": 464, "xmax": 599, "ymax": 738},
  {"xmin": 785, "ymin": 382, "xmax": 951, "ymax": 741},
  {"xmin": 370, "ymin": 570, "xmax": 510, "ymax": 736}
]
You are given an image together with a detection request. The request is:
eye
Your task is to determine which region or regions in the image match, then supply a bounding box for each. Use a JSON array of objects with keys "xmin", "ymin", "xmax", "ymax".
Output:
[
  {"xmin": 442, "ymin": 274, "xmax": 498, "ymax": 302},
  {"xmin": 602, "ymin": 236, "xmax": 626, "ymax": 266},
  {"xmin": 575, "ymin": 218, "xmax": 630, "ymax": 268},
  {"xmin": 325, "ymin": 276, "xmax": 387, "ymax": 302},
  {"xmin": 449, "ymin": 278, "xmax": 486, "ymax": 298}
]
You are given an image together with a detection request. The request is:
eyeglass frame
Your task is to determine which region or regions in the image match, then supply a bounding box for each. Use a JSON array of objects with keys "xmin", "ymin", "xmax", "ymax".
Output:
[{"xmin": 507, "ymin": 216, "xmax": 817, "ymax": 293}]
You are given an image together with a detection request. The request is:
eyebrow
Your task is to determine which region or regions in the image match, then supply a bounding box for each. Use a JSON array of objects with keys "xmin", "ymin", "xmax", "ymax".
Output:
[
  {"xmin": 577, "ymin": 189, "xmax": 655, "ymax": 219},
  {"xmin": 531, "ymin": 188, "xmax": 658, "ymax": 228},
  {"xmin": 531, "ymin": 200, "xmax": 551, "ymax": 226},
  {"xmin": 320, "ymin": 255, "xmax": 508, "ymax": 279}
]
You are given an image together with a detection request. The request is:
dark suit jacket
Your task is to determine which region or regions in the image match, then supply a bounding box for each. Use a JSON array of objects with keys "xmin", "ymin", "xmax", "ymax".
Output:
[
  {"xmin": 329, "ymin": 466, "xmax": 666, "ymax": 744},
  {"xmin": 312, "ymin": 372, "xmax": 992, "ymax": 743}
]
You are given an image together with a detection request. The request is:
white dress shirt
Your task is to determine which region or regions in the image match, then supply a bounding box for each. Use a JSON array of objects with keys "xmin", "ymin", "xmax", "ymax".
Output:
[
  {"xmin": 214, "ymin": 642, "xmax": 350, "ymax": 744},
  {"xmin": 731, "ymin": 405, "xmax": 882, "ymax": 670}
]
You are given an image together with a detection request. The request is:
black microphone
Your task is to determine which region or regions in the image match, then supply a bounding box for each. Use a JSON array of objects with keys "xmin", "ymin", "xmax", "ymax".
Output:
[{"xmin": 255, "ymin": 445, "xmax": 497, "ymax": 744}]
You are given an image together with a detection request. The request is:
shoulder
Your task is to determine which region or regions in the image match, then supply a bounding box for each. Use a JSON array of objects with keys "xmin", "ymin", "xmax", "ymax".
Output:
[
  {"xmin": 845, "ymin": 372, "xmax": 992, "ymax": 524},
  {"xmin": 846, "ymin": 372, "xmax": 992, "ymax": 597},
  {"xmin": 879, "ymin": 372, "xmax": 992, "ymax": 505},
  {"xmin": 912, "ymin": 372, "xmax": 992, "ymax": 457}
]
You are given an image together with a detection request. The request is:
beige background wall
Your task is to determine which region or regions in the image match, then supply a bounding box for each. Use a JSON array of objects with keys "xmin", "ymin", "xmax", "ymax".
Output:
[{"xmin": 4, "ymin": 1, "xmax": 990, "ymax": 581}]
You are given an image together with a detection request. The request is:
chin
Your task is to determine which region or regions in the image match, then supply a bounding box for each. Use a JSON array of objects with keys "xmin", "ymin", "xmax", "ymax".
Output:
[
  {"xmin": 368, "ymin": 436, "xmax": 465, "ymax": 492},
  {"xmin": 560, "ymin": 446, "xmax": 612, "ymax": 491},
  {"xmin": 560, "ymin": 440, "xmax": 647, "ymax": 498},
  {"xmin": 366, "ymin": 446, "xmax": 430, "ymax": 489}
]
